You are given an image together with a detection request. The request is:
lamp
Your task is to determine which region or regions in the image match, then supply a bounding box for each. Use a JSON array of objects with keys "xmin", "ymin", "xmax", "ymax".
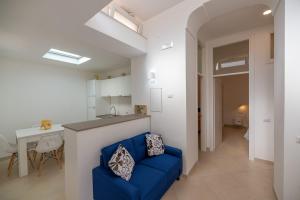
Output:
[{"xmin": 148, "ymin": 70, "xmax": 157, "ymax": 84}]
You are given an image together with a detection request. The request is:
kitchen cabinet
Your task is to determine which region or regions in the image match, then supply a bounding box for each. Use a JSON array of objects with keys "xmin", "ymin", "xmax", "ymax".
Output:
[{"xmin": 100, "ymin": 75, "xmax": 131, "ymax": 97}]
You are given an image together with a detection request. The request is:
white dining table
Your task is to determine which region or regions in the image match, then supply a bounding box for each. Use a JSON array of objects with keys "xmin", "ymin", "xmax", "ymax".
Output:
[{"xmin": 16, "ymin": 124, "xmax": 64, "ymax": 177}]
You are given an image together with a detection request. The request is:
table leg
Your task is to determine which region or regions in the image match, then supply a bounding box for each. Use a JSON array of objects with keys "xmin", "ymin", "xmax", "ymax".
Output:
[{"xmin": 18, "ymin": 139, "xmax": 28, "ymax": 177}]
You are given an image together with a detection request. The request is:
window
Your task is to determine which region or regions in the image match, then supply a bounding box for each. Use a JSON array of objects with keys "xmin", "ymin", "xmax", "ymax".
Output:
[
  {"xmin": 113, "ymin": 11, "xmax": 138, "ymax": 32},
  {"xmin": 102, "ymin": 2, "xmax": 142, "ymax": 34},
  {"xmin": 213, "ymin": 40, "xmax": 249, "ymax": 75},
  {"xmin": 216, "ymin": 57, "xmax": 247, "ymax": 70}
]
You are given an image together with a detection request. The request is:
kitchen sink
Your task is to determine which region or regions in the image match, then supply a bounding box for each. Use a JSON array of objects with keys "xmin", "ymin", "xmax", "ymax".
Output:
[{"xmin": 96, "ymin": 114, "xmax": 120, "ymax": 119}]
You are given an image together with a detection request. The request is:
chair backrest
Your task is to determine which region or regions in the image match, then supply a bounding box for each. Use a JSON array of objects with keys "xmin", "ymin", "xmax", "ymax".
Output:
[
  {"xmin": 36, "ymin": 135, "xmax": 63, "ymax": 153},
  {"xmin": 0, "ymin": 134, "xmax": 10, "ymax": 152}
]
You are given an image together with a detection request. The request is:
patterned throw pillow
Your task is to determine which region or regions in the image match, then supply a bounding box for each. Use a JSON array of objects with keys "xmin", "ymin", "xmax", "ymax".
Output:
[
  {"xmin": 146, "ymin": 134, "xmax": 165, "ymax": 156},
  {"xmin": 108, "ymin": 144, "xmax": 135, "ymax": 181}
]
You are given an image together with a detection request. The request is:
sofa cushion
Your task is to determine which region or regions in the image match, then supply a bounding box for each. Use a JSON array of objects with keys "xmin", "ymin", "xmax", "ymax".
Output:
[
  {"xmin": 102, "ymin": 139, "xmax": 136, "ymax": 170},
  {"xmin": 146, "ymin": 134, "xmax": 165, "ymax": 156},
  {"xmin": 108, "ymin": 144, "xmax": 135, "ymax": 181},
  {"xmin": 140, "ymin": 154, "xmax": 181, "ymax": 174},
  {"xmin": 131, "ymin": 133, "xmax": 149, "ymax": 162},
  {"xmin": 129, "ymin": 164, "xmax": 166, "ymax": 200}
]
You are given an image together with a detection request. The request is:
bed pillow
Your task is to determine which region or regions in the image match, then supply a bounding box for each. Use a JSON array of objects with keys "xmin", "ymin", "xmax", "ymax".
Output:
[
  {"xmin": 146, "ymin": 133, "xmax": 165, "ymax": 156},
  {"xmin": 108, "ymin": 144, "xmax": 135, "ymax": 181}
]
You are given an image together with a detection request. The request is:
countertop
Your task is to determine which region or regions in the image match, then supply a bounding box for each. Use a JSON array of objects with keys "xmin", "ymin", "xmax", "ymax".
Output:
[{"xmin": 63, "ymin": 114, "xmax": 150, "ymax": 132}]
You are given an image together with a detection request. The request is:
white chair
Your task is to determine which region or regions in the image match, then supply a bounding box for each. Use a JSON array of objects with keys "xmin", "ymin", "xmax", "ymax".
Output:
[
  {"xmin": 35, "ymin": 135, "xmax": 63, "ymax": 176},
  {"xmin": 0, "ymin": 134, "xmax": 35, "ymax": 176}
]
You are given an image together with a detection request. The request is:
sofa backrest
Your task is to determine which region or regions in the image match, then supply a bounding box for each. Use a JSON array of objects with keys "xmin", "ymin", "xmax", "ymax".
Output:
[
  {"xmin": 100, "ymin": 132, "xmax": 150, "ymax": 169},
  {"xmin": 131, "ymin": 132, "xmax": 149, "ymax": 163}
]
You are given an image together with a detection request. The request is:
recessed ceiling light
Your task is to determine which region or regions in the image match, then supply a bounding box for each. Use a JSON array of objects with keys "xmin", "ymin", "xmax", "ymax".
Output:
[
  {"xmin": 43, "ymin": 48, "xmax": 91, "ymax": 65},
  {"xmin": 263, "ymin": 9, "xmax": 272, "ymax": 15}
]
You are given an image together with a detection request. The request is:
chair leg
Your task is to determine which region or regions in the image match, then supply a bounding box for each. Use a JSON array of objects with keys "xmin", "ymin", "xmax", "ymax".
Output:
[
  {"xmin": 33, "ymin": 151, "xmax": 37, "ymax": 161},
  {"xmin": 7, "ymin": 153, "xmax": 17, "ymax": 177},
  {"xmin": 27, "ymin": 151, "xmax": 35, "ymax": 169},
  {"xmin": 53, "ymin": 150, "xmax": 62, "ymax": 169},
  {"xmin": 37, "ymin": 153, "xmax": 44, "ymax": 176},
  {"xmin": 58, "ymin": 145, "xmax": 64, "ymax": 161}
]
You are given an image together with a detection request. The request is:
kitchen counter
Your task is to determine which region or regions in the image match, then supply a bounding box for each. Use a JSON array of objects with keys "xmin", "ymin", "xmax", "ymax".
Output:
[
  {"xmin": 64, "ymin": 114, "xmax": 150, "ymax": 200},
  {"xmin": 63, "ymin": 114, "xmax": 150, "ymax": 132}
]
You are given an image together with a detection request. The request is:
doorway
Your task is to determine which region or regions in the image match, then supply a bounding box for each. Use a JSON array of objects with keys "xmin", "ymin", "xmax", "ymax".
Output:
[
  {"xmin": 214, "ymin": 74, "xmax": 249, "ymax": 150},
  {"xmin": 213, "ymin": 40, "xmax": 250, "ymax": 154}
]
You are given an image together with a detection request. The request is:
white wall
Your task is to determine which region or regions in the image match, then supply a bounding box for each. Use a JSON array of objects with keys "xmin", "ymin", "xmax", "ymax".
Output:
[
  {"xmin": 130, "ymin": 0, "xmax": 278, "ymax": 174},
  {"xmin": 274, "ymin": 1, "xmax": 300, "ymax": 199},
  {"xmin": 252, "ymin": 26, "xmax": 274, "ymax": 162},
  {"xmin": 85, "ymin": 12, "xmax": 147, "ymax": 55},
  {"xmin": 273, "ymin": 0, "xmax": 284, "ymax": 199},
  {"xmin": 186, "ymin": 30, "xmax": 199, "ymax": 173},
  {"xmin": 0, "ymin": 57, "xmax": 94, "ymax": 157},
  {"xmin": 281, "ymin": 0, "xmax": 300, "ymax": 199},
  {"xmin": 99, "ymin": 65, "xmax": 131, "ymax": 79}
]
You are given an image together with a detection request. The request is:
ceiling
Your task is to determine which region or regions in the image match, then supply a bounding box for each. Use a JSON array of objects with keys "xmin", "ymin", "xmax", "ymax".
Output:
[
  {"xmin": 113, "ymin": 0, "xmax": 184, "ymax": 20},
  {"xmin": 198, "ymin": 4, "xmax": 274, "ymax": 44},
  {"xmin": 0, "ymin": 0, "xmax": 134, "ymax": 72}
]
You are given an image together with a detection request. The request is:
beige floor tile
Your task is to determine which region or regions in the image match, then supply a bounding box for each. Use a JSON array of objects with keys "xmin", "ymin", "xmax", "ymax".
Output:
[{"xmin": 0, "ymin": 127, "xmax": 276, "ymax": 200}]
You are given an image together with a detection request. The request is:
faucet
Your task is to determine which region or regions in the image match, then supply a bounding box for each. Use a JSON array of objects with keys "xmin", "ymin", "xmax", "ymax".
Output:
[{"xmin": 110, "ymin": 105, "xmax": 117, "ymax": 116}]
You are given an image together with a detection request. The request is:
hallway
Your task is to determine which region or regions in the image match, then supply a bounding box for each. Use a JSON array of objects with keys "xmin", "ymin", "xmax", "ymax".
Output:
[{"xmin": 163, "ymin": 127, "xmax": 276, "ymax": 200}]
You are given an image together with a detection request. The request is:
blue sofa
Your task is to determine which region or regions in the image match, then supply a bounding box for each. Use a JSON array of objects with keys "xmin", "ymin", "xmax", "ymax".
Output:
[{"xmin": 93, "ymin": 132, "xmax": 182, "ymax": 200}]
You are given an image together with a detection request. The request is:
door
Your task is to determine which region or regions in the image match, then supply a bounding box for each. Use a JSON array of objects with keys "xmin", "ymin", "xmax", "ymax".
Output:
[{"xmin": 214, "ymin": 78, "xmax": 223, "ymax": 148}]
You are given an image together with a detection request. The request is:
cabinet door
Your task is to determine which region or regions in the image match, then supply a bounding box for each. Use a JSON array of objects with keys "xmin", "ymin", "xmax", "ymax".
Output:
[
  {"xmin": 95, "ymin": 80, "xmax": 102, "ymax": 97},
  {"xmin": 112, "ymin": 77, "xmax": 123, "ymax": 96},
  {"xmin": 119, "ymin": 76, "xmax": 131, "ymax": 96},
  {"xmin": 124, "ymin": 76, "xmax": 131, "ymax": 96},
  {"xmin": 87, "ymin": 80, "xmax": 96, "ymax": 97},
  {"xmin": 100, "ymin": 79, "xmax": 111, "ymax": 97},
  {"xmin": 100, "ymin": 76, "xmax": 131, "ymax": 97}
]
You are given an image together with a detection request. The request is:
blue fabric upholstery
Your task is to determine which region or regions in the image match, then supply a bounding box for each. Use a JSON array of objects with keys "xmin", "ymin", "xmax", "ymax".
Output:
[
  {"xmin": 131, "ymin": 132, "xmax": 149, "ymax": 162},
  {"xmin": 129, "ymin": 164, "xmax": 165, "ymax": 200},
  {"xmin": 165, "ymin": 145, "xmax": 182, "ymax": 158},
  {"xmin": 93, "ymin": 167, "xmax": 140, "ymax": 200},
  {"xmin": 140, "ymin": 153, "xmax": 181, "ymax": 174},
  {"xmin": 93, "ymin": 133, "xmax": 183, "ymax": 200}
]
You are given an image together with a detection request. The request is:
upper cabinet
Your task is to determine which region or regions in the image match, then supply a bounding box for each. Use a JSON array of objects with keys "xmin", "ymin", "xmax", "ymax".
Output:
[{"xmin": 99, "ymin": 75, "xmax": 131, "ymax": 97}]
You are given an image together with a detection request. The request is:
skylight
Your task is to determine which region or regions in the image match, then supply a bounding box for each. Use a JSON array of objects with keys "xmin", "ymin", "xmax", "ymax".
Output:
[
  {"xmin": 101, "ymin": 2, "xmax": 142, "ymax": 34},
  {"xmin": 113, "ymin": 11, "xmax": 138, "ymax": 32},
  {"xmin": 43, "ymin": 48, "xmax": 91, "ymax": 65}
]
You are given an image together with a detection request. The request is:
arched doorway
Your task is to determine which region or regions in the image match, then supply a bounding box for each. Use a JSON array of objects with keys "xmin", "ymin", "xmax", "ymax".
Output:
[{"xmin": 185, "ymin": 0, "xmax": 278, "ymax": 167}]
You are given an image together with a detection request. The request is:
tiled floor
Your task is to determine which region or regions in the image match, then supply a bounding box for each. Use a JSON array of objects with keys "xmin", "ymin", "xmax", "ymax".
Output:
[
  {"xmin": 0, "ymin": 127, "xmax": 276, "ymax": 200},
  {"xmin": 162, "ymin": 127, "xmax": 276, "ymax": 200}
]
